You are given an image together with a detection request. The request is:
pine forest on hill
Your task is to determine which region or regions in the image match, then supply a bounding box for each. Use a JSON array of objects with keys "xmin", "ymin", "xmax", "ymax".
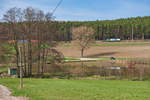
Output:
[{"xmin": 0, "ymin": 16, "xmax": 150, "ymax": 41}]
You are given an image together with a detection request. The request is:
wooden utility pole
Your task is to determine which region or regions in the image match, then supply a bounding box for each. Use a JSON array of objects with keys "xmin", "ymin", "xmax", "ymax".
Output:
[
  {"xmin": 19, "ymin": 46, "xmax": 23, "ymax": 88},
  {"xmin": 132, "ymin": 24, "xmax": 134, "ymax": 41}
]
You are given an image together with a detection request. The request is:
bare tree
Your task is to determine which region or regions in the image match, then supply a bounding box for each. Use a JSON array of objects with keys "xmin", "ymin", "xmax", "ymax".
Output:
[
  {"xmin": 3, "ymin": 7, "xmax": 62, "ymax": 77},
  {"xmin": 24, "ymin": 7, "xmax": 35, "ymax": 76},
  {"xmin": 35, "ymin": 10, "xmax": 44, "ymax": 74},
  {"xmin": 71, "ymin": 26, "xmax": 94, "ymax": 57},
  {"xmin": 3, "ymin": 7, "xmax": 22, "ymax": 71}
]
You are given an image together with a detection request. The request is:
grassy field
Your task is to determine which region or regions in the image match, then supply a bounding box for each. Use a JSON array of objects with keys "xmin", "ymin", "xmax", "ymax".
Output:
[
  {"xmin": 0, "ymin": 78, "xmax": 150, "ymax": 100},
  {"xmin": 0, "ymin": 65, "xmax": 8, "ymax": 74}
]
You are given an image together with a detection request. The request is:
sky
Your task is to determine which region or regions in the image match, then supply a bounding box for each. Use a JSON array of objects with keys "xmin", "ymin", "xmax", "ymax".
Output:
[{"xmin": 0, "ymin": 0, "xmax": 150, "ymax": 21}]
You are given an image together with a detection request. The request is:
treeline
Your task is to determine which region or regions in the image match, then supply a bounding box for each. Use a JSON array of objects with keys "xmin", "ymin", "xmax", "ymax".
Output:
[
  {"xmin": 0, "ymin": 13, "xmax": 150, "ymax": 41},
  {"xmin": 55, "ymin": 16, "xmax": 150, "ymax": 41},
  {"xmin": 0, "ymin": 7, "xmax": 64, "ymax": 77}
]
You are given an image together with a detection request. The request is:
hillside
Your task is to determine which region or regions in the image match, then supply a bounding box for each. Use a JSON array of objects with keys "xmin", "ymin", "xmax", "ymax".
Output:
[{"xmin": 0, "ymin": 16, "xmax": 150, "ymax": 41}]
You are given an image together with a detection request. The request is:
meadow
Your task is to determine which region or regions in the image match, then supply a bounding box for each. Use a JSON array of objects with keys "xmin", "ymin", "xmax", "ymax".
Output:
[
  {"xmin": 1, "ymin": 41, "xmax": 150, "ymax": 100},
  {"xmin": 0, "ymin": 78, "xmax": 150, "ymax": 100}
]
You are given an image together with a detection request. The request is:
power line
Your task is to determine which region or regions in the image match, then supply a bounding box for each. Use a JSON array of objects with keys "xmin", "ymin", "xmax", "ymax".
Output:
[{"xmin": 51, "ymin": 0, "xmax": 63, "ymax": 15}]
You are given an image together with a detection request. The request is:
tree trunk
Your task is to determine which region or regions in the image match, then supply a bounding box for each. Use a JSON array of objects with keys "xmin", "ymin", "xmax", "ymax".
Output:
[
  {"xmin": 23, "ymin": 35, "xmax": 27, "ymax": 76},
  {"xmin": 14, "ymin": 42, "xmax": 20, "ymax": 76},
  {"xmin": 44, "ymin": 49, "xmax": 48, "ymax": 73},
  {"xmin": 142, "ymin": 33, "xmax": 144, "ymax": 40},
  {"xmin": 28, "ymin": 40, "xmax": 32, "ymax": 76},
  {"xmin": 81, "ymin": 48, "xmax": 84, "ymax": 58},
  {"xmin": 29, "ymin": 41, "xmax": 32, "ymax": 76},
  {"xmin": 37, "ymin": 29, "xmax": 41, "ymax": 74},
  {"xmin": 37, "ymin": 45, "xmax": 41, "ymax": 74},
  {"xmin": 19, "ymin": 47, "xmax": 23, "ymax": 88},
  {"xmin": 41, "ymin": 48, "xmax": 45, "ymax": 75}
]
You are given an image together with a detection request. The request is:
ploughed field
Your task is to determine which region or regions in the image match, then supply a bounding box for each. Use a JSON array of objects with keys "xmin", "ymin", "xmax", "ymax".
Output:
[
  {"xmin": 56, "ymin": 41, "xmax": 150, "ymax": 58},
  {"xmin": 0, "ymin": 78, "xmax": 150, "ymax": 100}
]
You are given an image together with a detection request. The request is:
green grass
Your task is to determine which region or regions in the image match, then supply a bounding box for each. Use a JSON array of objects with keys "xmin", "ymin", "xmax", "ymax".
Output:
[
  {"xmin": 0, "ymin": 64, "xmax": 16, "ymax": 73},
  {"xmin": 0, "ymin": 78, "xmax": 150, "ymax": 100},
  {"xmin": 64, "ymin": 57, "xmax": 80, "ymax": 61},
  {"xmin": 89, "ymin": 42, "xmax": 150, "ymax": 47},
  {"xmin": 64, "ymin": 57, "xmax": 150, "ymax": 62},
  {"xmin": 0, "ymin": 66, "xmax": 8, "ymax": 73}
]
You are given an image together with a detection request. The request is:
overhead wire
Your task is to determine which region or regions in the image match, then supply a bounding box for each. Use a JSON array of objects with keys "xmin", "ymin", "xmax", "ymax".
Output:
[{"xmin": 51, "ymin": 0, "xmax": 63, "ymax": 15}]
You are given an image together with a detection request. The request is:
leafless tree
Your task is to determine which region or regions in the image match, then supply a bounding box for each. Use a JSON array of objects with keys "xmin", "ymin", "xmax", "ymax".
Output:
[
  {"xmin": 71, "ymin": 26, "xmax": 94, "ymax": 57},
  {"xmin": 3, "ymin": 7, "xmax": 22, "ymax": 70},
  {"xmin": 3, "ymin": 7, "xmax": 63, "ymax": 77}
]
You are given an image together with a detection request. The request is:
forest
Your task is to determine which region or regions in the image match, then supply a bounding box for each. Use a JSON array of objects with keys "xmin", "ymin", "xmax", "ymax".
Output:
[
  {"xmin": 51, "ymin": 16, "xmax": 150, "ymax": 41},
  {"xmin": 0, "ymin": 16, "xmax": 150, "ymax": 41}
]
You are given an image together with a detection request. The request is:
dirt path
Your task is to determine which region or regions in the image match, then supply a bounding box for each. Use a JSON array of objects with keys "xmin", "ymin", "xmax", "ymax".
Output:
[{"xmin": 0, "ymin": 85, "xmax": 28, "ymax": 100}]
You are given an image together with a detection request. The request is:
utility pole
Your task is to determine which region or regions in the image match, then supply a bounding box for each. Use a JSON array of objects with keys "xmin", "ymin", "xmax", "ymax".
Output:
[
  {"xmin": 19, "ymin": 46, "xmax": 23, "ymax": 88},
  {"xmin": 141, "ymin": 19, "xmax": 144, "ymax": 40},
  {"xmin": 132, "ymin": 24, "xmax": 134, "ymax": 41}
]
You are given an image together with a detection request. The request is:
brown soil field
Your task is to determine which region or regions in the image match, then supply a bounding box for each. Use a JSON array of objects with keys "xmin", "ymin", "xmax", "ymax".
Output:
[{"xmin": 56, "ymin": 42, "xmax": 150, "ymax": 58}]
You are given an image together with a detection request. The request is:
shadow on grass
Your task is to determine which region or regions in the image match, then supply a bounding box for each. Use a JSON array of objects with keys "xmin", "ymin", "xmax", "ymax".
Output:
[{"xmin": 85, "ymin": 52, "xmax": 118, "ymax": 58}]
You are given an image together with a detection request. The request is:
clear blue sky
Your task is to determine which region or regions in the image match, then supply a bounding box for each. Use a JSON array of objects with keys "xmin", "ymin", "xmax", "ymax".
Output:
[{"xmin": 0, "ymin": 0, "xmax": 150, "ymax": 21}]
